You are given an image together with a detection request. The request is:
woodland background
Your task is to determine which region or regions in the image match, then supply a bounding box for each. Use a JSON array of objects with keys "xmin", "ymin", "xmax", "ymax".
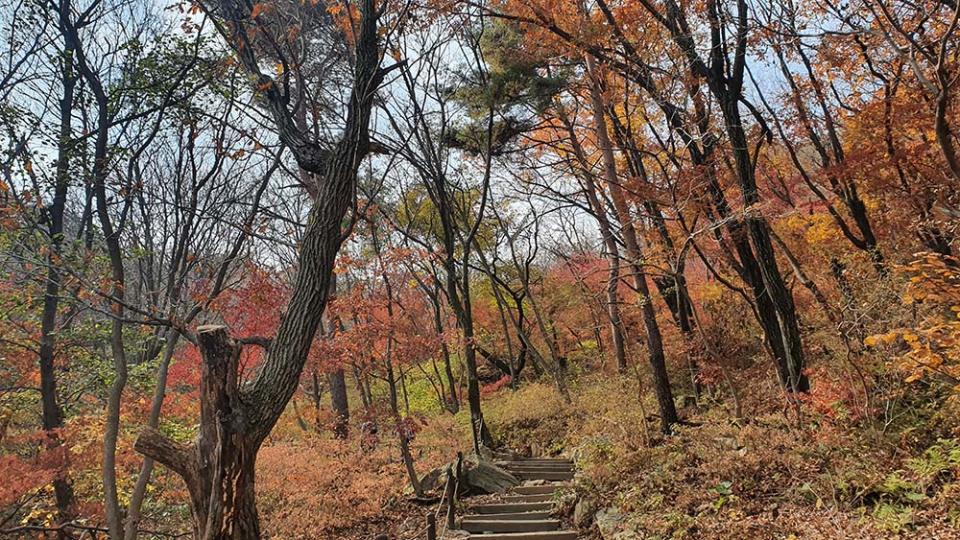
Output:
[{"xmin": 1, "ymin": 0, "xmax": 960, "ymax": 537}]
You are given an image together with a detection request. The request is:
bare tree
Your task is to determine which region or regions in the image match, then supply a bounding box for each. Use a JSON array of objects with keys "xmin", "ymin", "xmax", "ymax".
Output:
[{"xmin": 132, "ymin": 0, "xmax": 396, "ymax": 534}]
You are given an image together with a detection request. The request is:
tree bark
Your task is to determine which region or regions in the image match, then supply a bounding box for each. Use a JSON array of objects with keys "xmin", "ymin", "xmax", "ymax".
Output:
[
  {"xmin": 136, "ymin": 327, "xmax": 261, "ymax": 540},
  {"xmin": 124, "ymin": 330, "xmax": 180, "ymax": 540},
  {"xmin": 716, "ymin": 88, "xmax": 809, "ymax": 392},
  {"xmin": 328, "ymin": 369, "xmax": 350, "ymax": 439},
  {"xmin": 135, "ymin": 0, "xmax": 384, "ymax": 533},
  {"xmin": 558, "ymin": 108, "xmax": 629, "ymax": 373},
  {"xmin": 427, "ymin": 283, "xmax": 460, "ymax": 412},
  {"xmin": 585, "ymin": 55, "xmax": 678, "ymax": 432},
  {"xmin": 38, "ymin": 25, "xmax": 76, "ymax": 523}
]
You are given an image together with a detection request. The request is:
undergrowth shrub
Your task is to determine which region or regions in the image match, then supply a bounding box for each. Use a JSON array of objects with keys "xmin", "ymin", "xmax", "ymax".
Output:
[
  {"xmin": 253, "ymin": 407, "xmax": 463, "ymax": 538},
  {"xmin": 481, "ymin": 359, "xmax": 960, "ymax": 538}
]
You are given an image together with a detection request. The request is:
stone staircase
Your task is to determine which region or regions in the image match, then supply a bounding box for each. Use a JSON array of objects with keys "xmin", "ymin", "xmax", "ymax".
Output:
[{"xmin": 459, "ymin": 458, "xmax": 577, "ymax": 540}]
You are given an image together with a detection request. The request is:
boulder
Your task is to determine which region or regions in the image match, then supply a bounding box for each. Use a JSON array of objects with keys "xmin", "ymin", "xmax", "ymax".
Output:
[
  {"xmin": 476, "ymin": 445, "xmax": 497, "ymax": 462},
  {"xmin": 595, "ymin": 506, "xmax": 644, "ymax": 540},
  {"xmin": 595, "ymin": 507, "xmax": 626, "ymax": 540},
  {"xmin": 464, "ymin": 460, "xmax": 520, "ymax": 494},
  {"xmin": 418, "ymin": 467, "xmax": 446, "ymax": 493},
  {"xmin": 573, "ymin": 496, "xmax": 597, "ymax": 528}
]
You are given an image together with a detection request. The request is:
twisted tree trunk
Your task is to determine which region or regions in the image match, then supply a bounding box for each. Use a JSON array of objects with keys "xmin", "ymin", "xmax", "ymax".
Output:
[
  {"xmin": 137, "ymin": 327, "xmax": 259, "ymax": 540},
  {"xmin": 134, "ymin": 0, "xmax": 385, "ymax": 533}
]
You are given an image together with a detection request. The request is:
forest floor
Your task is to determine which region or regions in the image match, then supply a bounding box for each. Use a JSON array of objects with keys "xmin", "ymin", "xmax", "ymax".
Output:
[
  {"xmin": 480, "ymin": 371, "xmax": 960, "ymax": 540},
  {"xmin": 130, "ymin": 408, "xmax": 465, "ymax": 539},
  {"xmin": 235, "ymin": 365, "xmax": 960, "ymax": 540}
]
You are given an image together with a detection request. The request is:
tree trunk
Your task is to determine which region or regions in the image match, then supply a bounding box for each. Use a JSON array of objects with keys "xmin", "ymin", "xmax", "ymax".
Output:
[
  {"xmin": 935, "ymin": 27, "xmax": 960, "ymax": 182},
  {"xmin": 440, "ymin": 342, "xmax": 459, "ymax": 413},
  {"xmin": 602, "ymin": 262, "xmax": 628, "ymax": 365},
  {"xmin": 429, "ymin": 287, "xmax": 459, "ymax": 412},
  {"xmin": 328, "ymin": 369, "xmax": 350, "ymax": 439},
  {"xmin": 136, "ymin": 327, "xmax": 261, "ymax": 540},
  {"xmin": 385, "ymin": 358, "xmax": 422, "ymax": 497},
  {"xmin": 769, "ymin": 45, "xmax": 884, "ymax": 272},
  {"xmin": 38, "ymin": 27, "xmax": 78, "ymax": 525},
  {"xmin": 463, "ymin": 319, "xmax": 494, "ymax": 449},
  {"xmin": 311, "ymin": 370, "xmax": 323, "ymax": 426},
  {"xmin": 558, "ymin": 108, "xmax": 629, "ymax": 373},
  {"xmin": 441, "ymin": 239, "xmax": 492, "ymax": 449},
  {"xmin": 585, "ymin": 54, "xmax": 678, "ymax": 431},
  {"xmin": 135, "ymin": 0, "xmax": 384, "ymax": 532},
  {"xmin": 517, "ymin": 265, "xmax": 571, "ymax": 403},
  {"xmin": 125, "ymin": 330, "xmax": 181, "ymax": 540},
  {"xmin": 400, "ymin": 367, "xmax": 410, "ymax": 415},
  {"xmin": 717, "ymin": 91, "xmax": 809, "ymax": 392}
]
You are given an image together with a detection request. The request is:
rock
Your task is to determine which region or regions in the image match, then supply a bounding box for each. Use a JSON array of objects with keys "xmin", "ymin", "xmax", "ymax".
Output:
[
  {"xmin": 464, "ymin": 460, "xmax": 520, "ymax": 494},
  {"xmin": 477, "ymin": 445, "xmax": 497, "ymax": 461},
  {"xmin": 490, "ymin": 447, "xmax": 522, "ymax": 461},
  {"xmin": 419, "ymin": 467, "xmax": 446, "ymax": 493},
  {"xmin": 595, "ymin": 507, "xmax": 626, "ymax": 540},
  {"xmin": 573, "ymin": 496, "xmax": 596, "ymax": 528}
]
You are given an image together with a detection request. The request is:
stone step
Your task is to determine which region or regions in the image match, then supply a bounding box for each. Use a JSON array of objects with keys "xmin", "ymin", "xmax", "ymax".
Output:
[
  {"xmin": 502, "ymin": 463, "xmax": 573, "ymax": 471},
  {"xmin": 512, "ymin": 484, "xmax": 572, "ymax": 495},
  {"xmin": 467, "ymin": 532, "xmax": 578, "ymax": 540},
  {"xmin": 460, "ymin": 519, "xmax": 560, "ymax": 533},
  {"xmin": 504, "ymin": 465, "xmax": 572, "ymax": 472},
  {"xmin": 462, "ymin": 511, "xmax": 553, "ymax": 521},
  {"xmin": 505, "ymin": 468, "xmax": 573, "ymax": 476},
  {"xmin": 501, "ymin": 494, "xmax": 554, "ymax": 503},
  {"xmin": 502, "ymin": 461, "xmax": 572, "ymax": 467},
  {"xmin": 472, "ymin": 502, "xmax": 554, "ymax": 514},
  {"xmin": 505, "ymin": 460, "xmax": 572, "ymax": 465},
  {"xmin": 512, "ymin": 470, "xmax": 574, "ymax": 481}
]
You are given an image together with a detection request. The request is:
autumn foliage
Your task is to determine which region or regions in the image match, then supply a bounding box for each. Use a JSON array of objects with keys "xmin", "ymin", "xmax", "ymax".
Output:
[{"xmin": 2, "ymin": 0, "xmax": 960, "ymax": 537}]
